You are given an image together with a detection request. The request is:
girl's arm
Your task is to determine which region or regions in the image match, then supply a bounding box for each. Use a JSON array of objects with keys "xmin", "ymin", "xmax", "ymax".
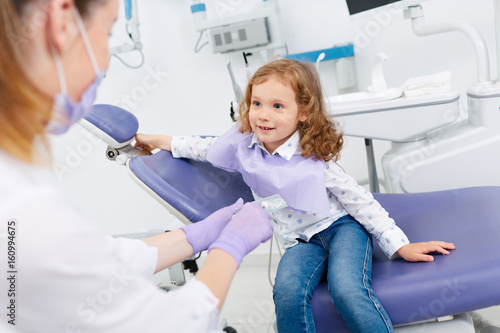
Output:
[
  {"xmin": 324, "ymin": 161, "xmax": 408, "ymax": 258},
  {"xmin": 135, "ymin": 134, "xmax": 172, "ymax": 152},
  {"xmin": 324, "ymin": 161, "xmax": 455, "ymax": 261},
  {"xmin": 135, "ymin": 133, "xmax": 217, "ymax": 162},
  {"xmin": 170, "ymin": 136, "xmax": 218, "ymax": 161}
]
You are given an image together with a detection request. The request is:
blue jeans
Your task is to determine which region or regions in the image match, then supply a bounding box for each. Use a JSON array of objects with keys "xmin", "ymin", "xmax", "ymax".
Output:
[{"xmin": 273, "ymin": 215, "xmax": 394, "ymax": 333}]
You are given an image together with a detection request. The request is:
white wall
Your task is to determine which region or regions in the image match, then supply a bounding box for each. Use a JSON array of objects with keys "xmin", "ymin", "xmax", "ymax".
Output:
[{"xmin": 50, "ymin": 0, "xmax": 498, "ymax": 250}]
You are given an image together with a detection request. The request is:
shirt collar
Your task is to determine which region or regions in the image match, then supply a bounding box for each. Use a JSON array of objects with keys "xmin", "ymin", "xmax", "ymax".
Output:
[{"xmin": 249, "ymin": 131, "xmax": 301, "ymax": 161}]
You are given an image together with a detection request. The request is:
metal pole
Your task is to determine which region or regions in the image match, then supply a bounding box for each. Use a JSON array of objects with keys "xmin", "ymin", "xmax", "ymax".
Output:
[{"xmin": 364, "ymin": 139, "xmax": 380, "ymax": 193}]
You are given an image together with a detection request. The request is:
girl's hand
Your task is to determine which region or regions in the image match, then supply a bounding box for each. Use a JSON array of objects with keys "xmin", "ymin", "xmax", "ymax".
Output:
[
  {"xmin": 134, "ymin": 134, "xmax": 172, "ymax": 152},
  {"xmin": 397, "ymin": 241, "xmax": 456, "ymax": 262},
  {"xmin": 134, "ymin": 133, "xmax": 157, "ymax": 152}
]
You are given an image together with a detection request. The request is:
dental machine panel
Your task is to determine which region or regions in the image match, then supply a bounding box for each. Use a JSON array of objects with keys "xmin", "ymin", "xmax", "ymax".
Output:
[{"xmin": 189, "ymin": 0, "xmax": 285, "ymax": 54}]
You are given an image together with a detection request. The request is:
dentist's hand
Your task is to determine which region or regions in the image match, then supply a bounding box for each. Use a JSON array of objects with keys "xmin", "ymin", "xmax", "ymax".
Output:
[
  {"xmin": 208, "ymin": 202, "xmax": 274, "ymax": 266},
  {"xmin": 180, "ymin": 199, "xmax": 244, "ymax": 254}
]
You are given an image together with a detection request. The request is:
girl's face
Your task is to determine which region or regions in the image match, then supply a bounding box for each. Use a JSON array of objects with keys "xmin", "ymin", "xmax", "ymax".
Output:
[{"xmin": 249, "ymin": 76, "xmax": 308, "ymax": 154}]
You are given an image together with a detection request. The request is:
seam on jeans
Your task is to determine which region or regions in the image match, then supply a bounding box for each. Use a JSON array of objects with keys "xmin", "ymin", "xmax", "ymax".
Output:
[
  {"xmin": 362, "ymin": 236, "xmax": 393, "ymax": 332},
  {"xmin": 303, "ymin": 256, "xmax": 327, "ymax": 333},
  {"xmin": 317, "ymin": 227, "xmax": 329, "ymax": 252}
]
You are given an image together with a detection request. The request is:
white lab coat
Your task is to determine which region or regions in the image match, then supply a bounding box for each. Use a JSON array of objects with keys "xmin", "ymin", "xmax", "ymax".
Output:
[{"xmin": 0, "ymin": 151, "xmax": 222, "ymax": 332}]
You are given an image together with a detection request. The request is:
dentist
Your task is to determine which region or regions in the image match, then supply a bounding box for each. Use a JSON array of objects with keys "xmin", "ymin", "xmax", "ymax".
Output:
[{"xmin": 0, "ymin": 0, "xmax": 273, "ymax": 332}]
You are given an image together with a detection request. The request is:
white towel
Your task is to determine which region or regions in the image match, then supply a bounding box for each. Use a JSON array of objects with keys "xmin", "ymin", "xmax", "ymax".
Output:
[{"xmin": 402, "ymin": 71, "xmax": 452, "ymax": 97}]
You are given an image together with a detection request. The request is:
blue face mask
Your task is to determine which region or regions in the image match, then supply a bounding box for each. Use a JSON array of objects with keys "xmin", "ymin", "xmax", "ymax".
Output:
[{"xmin": 47, "ymin": 7, "xmax": 105, "ymax": 135}]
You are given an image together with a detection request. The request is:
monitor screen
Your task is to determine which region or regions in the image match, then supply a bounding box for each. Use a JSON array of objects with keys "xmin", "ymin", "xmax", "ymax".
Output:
[
  {"xmin": 346, "ymin": 0, "xmax": 399, "ymax": 15},
  {"xmin": 346, "ymin": 0, "xmax": 423, "ymax": 15}
]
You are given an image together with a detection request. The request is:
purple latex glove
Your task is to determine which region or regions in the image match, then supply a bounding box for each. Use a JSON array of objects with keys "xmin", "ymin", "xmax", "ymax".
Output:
[
  {"xmin": 208, "ymin": 202, "xmax": 274, "ymax": 266},
  {"xmin": 180, "ymin": 199, "xmax": 244, "ymax": 254}
]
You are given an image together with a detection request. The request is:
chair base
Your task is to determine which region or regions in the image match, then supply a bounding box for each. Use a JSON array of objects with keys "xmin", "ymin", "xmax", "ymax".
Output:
[{"xmin": 394, "ymin": 313, "xmax": 473, "ymax": 333}]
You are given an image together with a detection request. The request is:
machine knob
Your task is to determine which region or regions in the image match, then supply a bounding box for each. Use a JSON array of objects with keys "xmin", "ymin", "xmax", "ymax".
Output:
[{"xmin": 116, "ymin": 154, "xmax": 128, "ymax": 165}]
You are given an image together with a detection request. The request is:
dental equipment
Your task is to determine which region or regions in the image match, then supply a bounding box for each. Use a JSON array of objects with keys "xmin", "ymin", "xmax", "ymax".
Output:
[
  {"xmin": 286, "ymin": 44, "xmax": 358, "ymax": 94},
  {"xmin": 346, "ymin": 0, "xmax": 425, "ymax": 16},
  {"xmin": 329, "ymin": 52, "xmax": 403, "ymax": 192},
  {"xmin": 404, "ymin": 5, "xmax": 490, "ymax": 83},
  {"xmin": 109, "ymin": 0, "xmax": 144, "ymax": 69},
  {"xmin": 315, "ymin": 52, "xmax": 325, "ymax": 72},
  {"xmin": 243, "ymin": 51, "xmax": 254, "ymax": 80},
  {"xmin": 330, "ymin": 52, "xmax": 402, "ymax": 107},
  {"xmin": 333, "ymin": 0, "xmax": 500, "ymax": 194},
  {"xmin": 255, "ymin": 194, "xmax": 288, "ymax": 213},
  {"xmin": 189, "ymin": 0, "xmax": 285, "ymax": 54},
  {"xmin": 227, "ymin": 62, "xmax": 243, "ymax": 105},
  {"xmin": 370, "ymin": 53, "xmax": 388, "ymax": 92},
  {"xmin": 82, "ymin": 104, "xmax": 500, "ymax": 333}
]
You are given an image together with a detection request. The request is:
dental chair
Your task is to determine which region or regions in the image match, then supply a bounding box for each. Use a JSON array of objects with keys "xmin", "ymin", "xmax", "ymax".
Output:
[{"xmin": 82, "ymin": 104, "xmax": 500, "ymax": 333}]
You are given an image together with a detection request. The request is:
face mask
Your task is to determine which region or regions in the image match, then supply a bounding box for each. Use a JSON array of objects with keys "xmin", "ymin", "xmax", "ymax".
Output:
[{"xmin": 47, "ymin": 7, "xmax": 105, "ymax": 135}]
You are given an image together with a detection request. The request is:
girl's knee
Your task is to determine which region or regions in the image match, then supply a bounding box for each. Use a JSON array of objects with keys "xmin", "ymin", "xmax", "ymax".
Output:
[
  {"xmin": 273, "ymin": 278, "xmax": 301, "ymax": 302},
  {"xmin": 273, "ymin": 276, "xmax": 313, "ymax": 312},
  {"xmin": 329, "ymin": 279, "xmax": 367, "ymax": 307},
  {"xmin": 274, "ymin": 266, "xmax": 305, "ymax": 294}
]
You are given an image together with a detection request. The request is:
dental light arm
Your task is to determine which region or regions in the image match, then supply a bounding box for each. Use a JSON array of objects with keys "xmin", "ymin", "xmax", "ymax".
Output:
[{"xmin": 404, "ymin": 5, "xmax": 490, "ymax": 83}]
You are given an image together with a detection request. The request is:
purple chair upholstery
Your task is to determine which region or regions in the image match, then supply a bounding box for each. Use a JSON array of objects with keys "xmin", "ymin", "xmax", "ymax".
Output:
[{"xmin": 312, "ymin": 187, "xmax": 500, "ymax": 332}]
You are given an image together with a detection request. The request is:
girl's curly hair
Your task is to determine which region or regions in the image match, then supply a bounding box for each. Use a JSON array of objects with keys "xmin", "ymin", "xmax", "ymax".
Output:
[{"xmin": 238, "ymin": 57, "xmax": 344, "ymax": 162}]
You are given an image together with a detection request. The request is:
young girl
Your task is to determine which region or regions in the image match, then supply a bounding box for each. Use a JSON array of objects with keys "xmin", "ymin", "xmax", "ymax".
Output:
[{"xmin": 135, "ymin": 58, "xmax": 455, "ymax": 332}]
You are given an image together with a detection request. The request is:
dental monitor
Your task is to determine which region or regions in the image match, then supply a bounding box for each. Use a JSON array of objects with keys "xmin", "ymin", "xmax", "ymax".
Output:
[{"xmin": 346, "ymin": 0, "xmax": 424, "ymax": 16}]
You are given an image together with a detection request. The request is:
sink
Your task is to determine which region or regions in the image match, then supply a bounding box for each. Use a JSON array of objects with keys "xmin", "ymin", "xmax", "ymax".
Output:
[
  {"xmin": 329, "ymin": 87, "xmax": 403, "ymax": 107},
  {"xmin": 328, "ymin": 90, "xmax": 460, "ymax": 142}
]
